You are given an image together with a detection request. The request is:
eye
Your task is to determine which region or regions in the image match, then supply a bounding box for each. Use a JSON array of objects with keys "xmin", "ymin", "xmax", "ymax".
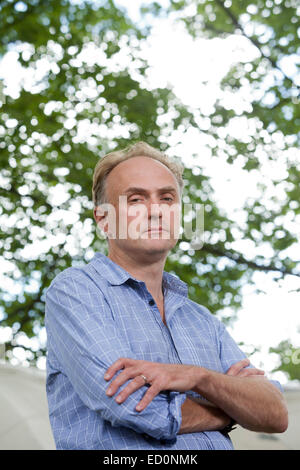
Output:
[
  {"xmin": 162, "ymin": 197, "xmax": 173, "ymax": 202},
  {"xmin": 129, "ymin": 197, "xmax": 143, "ymax": 203}
]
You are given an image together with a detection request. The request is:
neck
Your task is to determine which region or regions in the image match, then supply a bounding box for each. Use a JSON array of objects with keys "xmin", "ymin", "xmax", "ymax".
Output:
[{"xmin": 107, "ymin": 248, "xmax": 166, "ymax": 301}]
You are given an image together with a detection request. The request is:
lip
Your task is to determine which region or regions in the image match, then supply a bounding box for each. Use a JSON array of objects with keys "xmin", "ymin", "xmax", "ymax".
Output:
[{"xmin": 147, "ymin": 228, "xmax": 164, "ymax": 232}]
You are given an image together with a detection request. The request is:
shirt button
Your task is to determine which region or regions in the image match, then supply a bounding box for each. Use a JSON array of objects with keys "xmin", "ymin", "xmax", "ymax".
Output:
[
  {"xmin": 149, "ymin": 299, "xmax": 155, "ymax": 306},
  {"xmin": 160, "ymin": 438, "xmax": 176, "ymax": 445}
]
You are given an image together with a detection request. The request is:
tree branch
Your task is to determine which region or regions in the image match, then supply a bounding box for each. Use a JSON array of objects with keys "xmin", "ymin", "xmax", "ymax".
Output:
[
  {"xmin": 214, "ymin": 0, "xmax": 299, "ymax": 92},
  {"xmin": 203, "ymin": 243, "xmax": 300, "ymax": 278},
  {"xmin": 2, "ymin": 242, "xmax": 67, "ymax": 328}
]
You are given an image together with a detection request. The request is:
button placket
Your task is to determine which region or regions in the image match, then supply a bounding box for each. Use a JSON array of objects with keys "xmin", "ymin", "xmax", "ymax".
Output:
[
  {"xmin": 146, "ymin": 296, "xmax": 174, "ymax": 363},
  {"xmin": 145, "ymin": 292, "xmax": 181, "ymax": 365}
]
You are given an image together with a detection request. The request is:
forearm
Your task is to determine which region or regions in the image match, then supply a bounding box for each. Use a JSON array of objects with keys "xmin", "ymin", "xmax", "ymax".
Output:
[
  {"xmin": 192, "ymin": 368, "xmax": 288, "ymax": 433},
  {"xmin": 178, "ymin": 397, "xmax": 231, "ymax": 434}
]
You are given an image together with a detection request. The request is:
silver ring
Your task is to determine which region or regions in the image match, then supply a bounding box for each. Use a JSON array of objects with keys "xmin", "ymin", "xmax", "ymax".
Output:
[{"xmin": 140, "ymin": 374, "xmax": 148, "ymax": 384}]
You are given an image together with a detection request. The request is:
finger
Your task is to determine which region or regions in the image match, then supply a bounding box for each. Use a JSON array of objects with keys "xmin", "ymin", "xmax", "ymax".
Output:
[
  {"xmin": 106, "ymin": 368, "xmax": 135, "ymax": 396},
  {"xmin": 136, "ymin": 384, "xmax": 161, "ymax": 412},
  {"xmin": 226, "ymin": 358, "xmax": 250, "ymax": 376},
  {"xmin": 237, "ymin": 368, "xmax": 265, "ymax": 377},
  {"xmin": 115, "ymin": 376, "xmax": 148, "ymax": 404},
  {"xmin": 104, "ymin": 357, "xmax": 132, "ymax": 381}
]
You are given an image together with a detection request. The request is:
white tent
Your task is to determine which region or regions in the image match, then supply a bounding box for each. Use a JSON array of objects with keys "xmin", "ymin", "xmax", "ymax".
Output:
[
  {"xmin": 231, "ymin": 385, "xmax": 300, "ymax": 450},
  {"xmin": 0, "ymin": 362, "xmax": 55, "ymax": 450},
  {"xmin": 0, "ymin": 362, "xmax": 299, "ymax": 450}
]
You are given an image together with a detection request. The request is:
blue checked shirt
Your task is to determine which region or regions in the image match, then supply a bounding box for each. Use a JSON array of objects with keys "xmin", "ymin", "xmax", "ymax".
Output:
[{"xmin": 45, "ymin": 252, "xmax": 282, "ymax": 450}]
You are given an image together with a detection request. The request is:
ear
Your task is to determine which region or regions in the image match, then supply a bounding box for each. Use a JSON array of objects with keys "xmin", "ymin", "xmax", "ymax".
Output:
[{"xmin": 94, "ymin": 206, "xmax": 108, "ymax": 235}]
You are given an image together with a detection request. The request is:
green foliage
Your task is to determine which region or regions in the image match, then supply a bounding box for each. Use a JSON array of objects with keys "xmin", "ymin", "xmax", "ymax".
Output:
[
  {"xmin": 168, "ymin": 0, "xmax": 299, "ymax": 139},
  {"xmin": 0, "ymin": 0, "xmax": 299, "ymax": 369},
  {"xmin": 167, "ymin": 0, "xmax": 300, "ymax": 378},
  {"xmin": 270, "ymin": 340, "xmax": 300, "ymax": 382},
  {"xmin": 0, "ymin": 0, "xmax": 207, "ymax": 364}
]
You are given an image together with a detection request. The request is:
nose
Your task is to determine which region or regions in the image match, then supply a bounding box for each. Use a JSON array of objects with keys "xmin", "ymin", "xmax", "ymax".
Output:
[{"xmin": 146, "ymin": 197, "xmax": 163, "ymax": 222}]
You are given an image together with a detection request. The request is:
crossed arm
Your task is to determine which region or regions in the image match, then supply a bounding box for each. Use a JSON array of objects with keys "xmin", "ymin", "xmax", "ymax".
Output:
[
  {"xmin": 46, "ymin": 278, "xmax": 288, "ymax": 440},
  {"xmin": 104, "ymin": 358, "xmax": 288, "ymax": 434}
]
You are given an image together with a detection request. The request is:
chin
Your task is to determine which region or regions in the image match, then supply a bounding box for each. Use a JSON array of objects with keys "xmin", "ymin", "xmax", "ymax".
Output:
[
  {"xmin": 140, "ymin": 238, "xmax": 177, "ymax": 251},
  {"xmin": 112, "ymin": 236, "xmax": 177, "ymax": 255}
]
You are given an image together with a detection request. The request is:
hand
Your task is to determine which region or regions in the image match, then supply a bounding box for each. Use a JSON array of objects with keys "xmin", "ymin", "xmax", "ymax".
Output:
[
  {"xmin": 189, "ymin": 359, "xmax": 265, "ymax": 409},
  {"xmin": 104, "ymin": 358, "xmax": 199, "ymax": 412},
  {"xmin": 226, "ymin": 358, "xmax": 265, "ymax": 378},
  {"xmin": 104, "ymin": 357, "xmax": 265, "ymax": 413}
]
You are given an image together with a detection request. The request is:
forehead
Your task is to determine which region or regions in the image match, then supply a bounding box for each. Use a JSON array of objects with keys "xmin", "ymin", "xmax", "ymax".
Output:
[{"xmin": 106, "ymin": 156, "xmax": 179, "ymax": 194}]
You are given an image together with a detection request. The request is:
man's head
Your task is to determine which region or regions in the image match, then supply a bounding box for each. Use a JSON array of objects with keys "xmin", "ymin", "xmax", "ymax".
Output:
[{"xmin": 93, "ymin": 142, "xmax": 184, "ymax": 260}]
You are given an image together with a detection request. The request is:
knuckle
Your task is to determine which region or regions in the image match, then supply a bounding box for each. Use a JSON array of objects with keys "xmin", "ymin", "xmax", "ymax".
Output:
[
  {"xmin": 116, "ymin": 370, "xmax": 130, "ymax": 385},
  {"xmin": 130, "ymin": 365, "xmax": 141, "ymax": 375},
  {"xmin": 113, "ymin": 378, "xmax": 122, "ymax": 388},
  {"xmin": 119, "ymin": 357, "xmax": 130, "ymax": 364},
  {"xmin": 133, "ymin": 376, "xmax": 143, "ymax": 385}
]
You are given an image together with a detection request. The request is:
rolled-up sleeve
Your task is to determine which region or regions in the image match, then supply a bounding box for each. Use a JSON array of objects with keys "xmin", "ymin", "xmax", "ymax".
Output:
[{"xmin": 45, "ymin": 274, "xmax": 185, "ymax": 442}]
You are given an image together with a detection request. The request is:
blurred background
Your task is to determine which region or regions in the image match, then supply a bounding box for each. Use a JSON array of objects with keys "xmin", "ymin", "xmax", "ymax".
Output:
[{"xmin": 0, "ymin": 0, "xmax": 299, "ymax": 449}]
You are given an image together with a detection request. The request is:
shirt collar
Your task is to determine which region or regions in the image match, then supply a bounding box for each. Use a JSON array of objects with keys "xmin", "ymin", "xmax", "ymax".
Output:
[{"xmin": 90, "ymin": 252, "xmax": 189, "ymax": 298}]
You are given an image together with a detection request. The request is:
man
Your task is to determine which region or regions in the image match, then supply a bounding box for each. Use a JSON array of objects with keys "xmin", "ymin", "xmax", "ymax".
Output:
[{"xmin": 45, "ymin": 141, "xmax": 288, "ymax": 450}]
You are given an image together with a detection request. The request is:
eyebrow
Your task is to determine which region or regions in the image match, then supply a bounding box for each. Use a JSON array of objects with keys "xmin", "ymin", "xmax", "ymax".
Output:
[{"xmin": 123, "ymin": 186, "xmax": 178, "ymax": 196}]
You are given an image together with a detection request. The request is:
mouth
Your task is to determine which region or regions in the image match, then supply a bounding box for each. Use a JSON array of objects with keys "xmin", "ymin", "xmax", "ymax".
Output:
[
  {"xmin": 147, "ymin": 227, "xmax": 165, "ymax": 232},
  {"xmin": 141, "ymin": 227, "xmax": 170, "ymax": 239}
]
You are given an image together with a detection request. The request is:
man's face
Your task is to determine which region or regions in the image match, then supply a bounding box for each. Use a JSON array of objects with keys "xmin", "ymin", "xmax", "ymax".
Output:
[{"xmin": 96, "ymin": 156, "xmax": 181, "ymax": 258}]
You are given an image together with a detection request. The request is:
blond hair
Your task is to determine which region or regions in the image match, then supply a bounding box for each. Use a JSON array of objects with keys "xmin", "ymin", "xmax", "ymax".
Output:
[{"xmin": 92, "ymin": 141, "xmax": 184, "ymax": 206}]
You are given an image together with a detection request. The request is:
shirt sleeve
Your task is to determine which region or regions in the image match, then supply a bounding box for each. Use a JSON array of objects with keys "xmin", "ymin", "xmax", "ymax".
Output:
[
  {"xmin": 45, "ymin": 272, "xmax": 186, "ymax": 442},
  {"xmin": 218, "ymin": 321, "xmax": 283, "ymax": 393}
]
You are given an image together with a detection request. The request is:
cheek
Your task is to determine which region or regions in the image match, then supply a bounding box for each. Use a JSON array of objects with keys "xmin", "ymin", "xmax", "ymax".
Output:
[
  {"xmin": 116, "ymin": 208, "xmax": 129, "ymax": 236},
  {"xmin": 117, "ymin": 206, "xmax": 147, "ymax": 237}
]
